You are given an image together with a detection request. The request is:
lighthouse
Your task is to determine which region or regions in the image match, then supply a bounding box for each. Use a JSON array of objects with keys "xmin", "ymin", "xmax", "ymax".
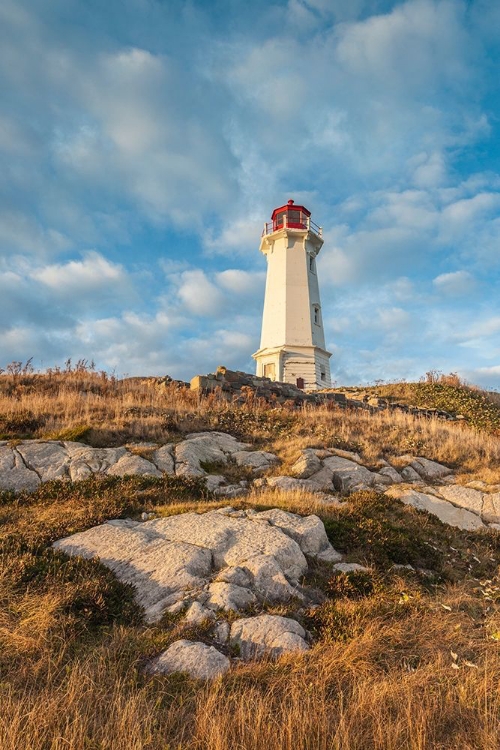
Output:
[{"xmin": 252, "ymin": 200, "xmax": 332, "ymax": 391}]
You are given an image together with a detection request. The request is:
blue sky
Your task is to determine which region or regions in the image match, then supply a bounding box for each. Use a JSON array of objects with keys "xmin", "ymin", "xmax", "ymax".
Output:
[{"xmin": 1, "ymin": 0, "xmax": 500, "ymax": 387}]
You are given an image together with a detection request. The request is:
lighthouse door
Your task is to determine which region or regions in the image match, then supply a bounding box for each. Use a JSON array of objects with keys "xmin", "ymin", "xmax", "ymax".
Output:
[{"xmin": 264, "ymin": 363, "xmax": 275, "ymax": 380}]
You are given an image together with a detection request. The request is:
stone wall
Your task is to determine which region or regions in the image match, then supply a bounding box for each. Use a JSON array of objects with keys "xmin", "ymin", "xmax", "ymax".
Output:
[
  {"xmin": 189, "ymin": 366, "xmax": 460, "ymax": 422},
  {"xmin": 190, "ymin": 366, "xmax": 346, "ymax": 406}
]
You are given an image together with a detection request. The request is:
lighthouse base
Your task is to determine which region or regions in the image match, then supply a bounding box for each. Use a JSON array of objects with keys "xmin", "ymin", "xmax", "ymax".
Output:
[{"xmin": 252, "ymin": 345, "xmax": 332, "ymax": 391}]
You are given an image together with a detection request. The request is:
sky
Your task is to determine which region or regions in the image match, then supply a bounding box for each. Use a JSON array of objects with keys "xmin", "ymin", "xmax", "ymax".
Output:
[{"xmin": 1, "ymin": 0, "xmax": 500, "ymax": 388}]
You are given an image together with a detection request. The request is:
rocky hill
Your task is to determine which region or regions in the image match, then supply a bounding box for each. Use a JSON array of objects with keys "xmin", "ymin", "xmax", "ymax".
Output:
[{"xmin": 0, "ymin": 366, "xmax": 499, "ymax": 749}]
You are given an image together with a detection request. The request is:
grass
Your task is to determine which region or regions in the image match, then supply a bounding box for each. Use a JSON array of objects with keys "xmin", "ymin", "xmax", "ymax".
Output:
[
  {"xmin": 0, "ymin": 477, "xmax": 499, "ymax": 749},
  {"xmin": 0, "ymin": 365, "xmax": 500, "ymax": 747},
  {"xmin": 335, "ymin": 374, "xmax": 500, "ymax": 435}
]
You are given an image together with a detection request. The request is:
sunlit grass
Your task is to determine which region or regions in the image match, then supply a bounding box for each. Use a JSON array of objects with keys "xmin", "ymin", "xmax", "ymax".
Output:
[{"xmin": 1, "ymin": 364, "xmax": 500, "ymax": 747}]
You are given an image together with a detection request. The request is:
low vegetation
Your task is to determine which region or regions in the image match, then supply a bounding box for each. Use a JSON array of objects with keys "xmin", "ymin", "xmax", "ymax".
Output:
[
  {"xmin": 336, "ymin": 371, "xmax": 500, "ymax": 435},
  {"xmin": 0, "ymin": 362, "xmax": 499, "ymax": 748}
]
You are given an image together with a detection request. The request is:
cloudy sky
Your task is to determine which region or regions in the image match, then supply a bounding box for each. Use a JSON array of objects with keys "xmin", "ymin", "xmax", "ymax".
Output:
[{"xmin": 1, "ymin": 0, "xmax": 499, "ymax": 387}]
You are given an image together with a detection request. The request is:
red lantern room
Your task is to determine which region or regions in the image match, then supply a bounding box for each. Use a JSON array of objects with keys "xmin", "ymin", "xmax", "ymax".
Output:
[
  {"xmin": 272, "ymin": 199, "xmax": 310, "ymax": 230},
  {"xmin": 262, "ymin": 199, "xmax": 322, "ymax": 237}
]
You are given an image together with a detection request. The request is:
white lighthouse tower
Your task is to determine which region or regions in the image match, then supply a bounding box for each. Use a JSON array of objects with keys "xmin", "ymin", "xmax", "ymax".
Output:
[{"xmin": 252, "ymin": 199, "xmax": 332, "ymax": 391}]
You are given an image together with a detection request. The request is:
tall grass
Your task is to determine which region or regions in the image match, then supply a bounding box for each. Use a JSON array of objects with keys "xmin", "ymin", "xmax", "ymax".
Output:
[
  {"xmin": 1, "ymin": 366, "xmax": 500, "ymax": 479},
  {"xmin": 1, "ymin": 365, "xmax": 500, "ymax": 747}
]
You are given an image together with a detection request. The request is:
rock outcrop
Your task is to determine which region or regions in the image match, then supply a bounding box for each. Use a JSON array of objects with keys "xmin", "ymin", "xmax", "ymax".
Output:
[
  {"xmin": 385, "ymin": 487, "xmax": 486, "ymax": 531},
  {"xmin": 3, "ymin": 432, "xmax": 499, "ymax": 533},
  {"xmin": 53, "ymin": 507, "xmax": 341, "ymax": 623},
  {"xmin": 54, "ymin": 506, "xmax": 346, "ymax": 676},
  {"xmin": 0, "ymin": 432, "xmax": 279, "ymax": 497}
]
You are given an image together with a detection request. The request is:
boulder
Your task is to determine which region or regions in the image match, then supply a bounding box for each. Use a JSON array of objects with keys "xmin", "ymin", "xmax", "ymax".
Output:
[
  {"xmin": 206, "ymin": 582, "xmax": 257, "ymax": 612},
  {"xmin": 232, "ymin": 450, "xmax": 279, "ymax": 474},
  {"xmin": 149, "ymin": 510, "xmax": 308, "ymax": 581},
  {"xmin": 410, "ymin": 457, "xmax": 452, "ymax": 482},
  {"xmin": 401, "ymin": 466, "xmax": 423, "ymax": 483},
  {"xmin": 330, "ymin": 448, "xmax": 363, "ymax": 464},
  {"xmin": 242, "ymin": 554, "xmax": 298, "ymax": 601},
  {"xmin": 184, "ymin": 601, "xmax": 216, "ymax": 625},
  {"xmin": 307, "ymin": 464, "xmax": 336, "ymax": 489},
  {"xmin": 175, "ymin": 438, "xmax": 228, "ymax": 478},
  {"xmin": 205, "ymin": 474, "xmax": 226, "ymax": 492},
  {"xmin": 0, "ymin": 446, "xmax": 40, "ymax": 492},
  {"xmin": 215, "ymin": 565, "xmax": 253, "ymax": 588},
  {"xmin": 16, "ymin": 442, "xmax": 70, "ymax": 481},
  {"xmin": 230, "ymin": 614, "xmax": 309, "ymax": 660},
  {"xmin": 256, "ymin": 508, "xmax": 342, "ymax": 561},
  {"xmin": 291, "ymin": 449, "xmax": 322, "ymax": 479},
  {"xmin": 175, "ymin": 432, "xmax": 249, "ymax": 477},
  {"xmin": 378, "ymin": 466, "xmax": 403, "ymax": 484},
  {"xmin": 66, "ymin": 446, "xmax": 128, "ymax": 481},
  {"xmin": 53, "ymin": 507, "xmax": 337, "ymax": 624},
  {"xmin": 148, "ymin": 640, "xmax": 230, "ymax": 680},
  {"xmin": 386, "ymin": 487, "xmax": 485, "ymax": 531},
  {"xmin": 322, "ymin": 455, "xmax": 378, "ymax": 493},
  {"xmin": 53, "ymin": 522, "xmax": 213, "ymax": 623},
  {"xmin": 185, "ymin": 432, "xmax": 250, "ymax": 453}
]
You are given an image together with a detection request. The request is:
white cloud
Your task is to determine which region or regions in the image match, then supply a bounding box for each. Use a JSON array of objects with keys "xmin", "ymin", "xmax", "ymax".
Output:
[
  {"xmin": 0, "ymin": 211, "xmax": 70, "ymax": 258},
  {"xmin": 465, "ymin": 316, "xmax": 500, "ymax": 338},
  {"xmin": 475, "ymin": 365, "xmax": 500, "ymax": 376},
  {"xmin": 216, "ymin": 269, "xmax": 265, "ymax": 295},
  {"xmin": 32, "ymin": 251, "xmax": 129, "ymax": 298},
  {"xmin": 378, "ymin": 307, "xmax": 412, "ymax": 330},
  {"xmin": 411, "ymin": 151, "xmax": 448, "ymax": 188},
  {"xmin": 433, "ymin": 270, "xmax": 476, "ymax": 296},
  {"xmin": 203, "ymin": 218, "xmax": 264, "ymax": 257},
  {"xmin": 335, "ymin": 0, "xmax": 471, "ymax": 94},
  {"xmin": 176, "ymin": 269, "xmax": 225, "ymax": 316}
]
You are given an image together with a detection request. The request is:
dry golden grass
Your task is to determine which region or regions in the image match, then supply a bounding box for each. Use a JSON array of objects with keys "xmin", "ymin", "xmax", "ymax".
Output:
[
  {"xmin": 1, "ymin": 368, "xmax": 500, "ymax": 748},
  {"xmin": 272, "ymin": 406, "xmax": 500, "ymax": 483},
  {"xmin": 1, "ymin": 477, "xmax": 499, "ymax": 750},
  {"xmin": 1, "ymin": 368, "xmax": 500, "ymax": 481},
  {"xmin": 1, "ymin": 570, "xmax": 499, "ymax": 750}
]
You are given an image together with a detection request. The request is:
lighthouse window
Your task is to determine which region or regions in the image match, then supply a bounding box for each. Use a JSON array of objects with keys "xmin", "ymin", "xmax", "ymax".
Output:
[
  {"xmin": 309, "ymin": 256, "xmax": 315, "ymax": 272},
  {"xmin": 321, "ymin": 369, "xmax": 326, "ymax": 381},
  {"xmin": 314, "ymin": 306, "xmax": 320, "ymax": 325}
]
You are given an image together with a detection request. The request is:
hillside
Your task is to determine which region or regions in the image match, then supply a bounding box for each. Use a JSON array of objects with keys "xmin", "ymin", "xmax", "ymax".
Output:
[
  {"xmin": 0, "ymin": 366, "xmax": 499, "ymax": 749},
  {"xmin": 333, "ymin": 376, "xmax": 500, "ymax": 435}
]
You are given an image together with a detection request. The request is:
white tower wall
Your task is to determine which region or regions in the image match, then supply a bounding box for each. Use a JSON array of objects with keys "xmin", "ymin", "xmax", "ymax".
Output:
[{"xmin": 253, "ymin": 216, "xmax": 332, "ymax": 391}]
